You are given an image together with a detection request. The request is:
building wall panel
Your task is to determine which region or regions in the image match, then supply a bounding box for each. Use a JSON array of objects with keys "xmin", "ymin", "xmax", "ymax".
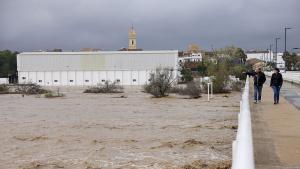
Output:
[
  {"xmin": 99, "ymin": 71, "xmax": 107, "ymax": 84},
  {"xmin": 75, "ymin": 71, "xmax": 83, "ymax": 86},
  {"xmin": 45, "ymin": 72, "xmax": 52, "ymax": 86},
  {"xmin": 92, "ymin": 71, "xmax": 99, "ymax": 85},
  {"xmin": 28, "ymin": 72, "xmax": 37, "ymax": 83},
  {"xmin": 131, "ymin": 71, "xmax": 138, "ymax": 85},
  {"xmin": 36, "ymin": 72, "xmax": 44, "ymax": 85},
  {"xmin": 68, "ymin": 71, "xmax": 76, "ymax": 86},
  {"xmin": 61, "ymin": 71, "xmax": 68, "ymax": 85},
  {"xmin": 52, "ymin": 71, "xmax": 60, "ymax": 86},
  {"xmin": 83, "ymin": 71, "xmax": 92, "ymax": 86}
]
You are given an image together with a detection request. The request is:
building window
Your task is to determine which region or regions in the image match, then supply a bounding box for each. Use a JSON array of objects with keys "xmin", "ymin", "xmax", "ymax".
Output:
[
  {"xmin": 116, "ymin": 79, "xmax": 120, "ymax": 82},
  {"xmin": 54, "ymin": 80, "xmax": 58, "ymax": 82},
  {"xmin": 70, "ymin": 80, "xmax": 74, "ymax": 82},
  {"xmin": 38, "ymin": 80, "xmax": 42, "ymax": 82},
  {"xmin": 101, "ymin": 79, "xmax": 105, "ymax": 82},
  {"xmin": 133, "ymin": 79, "xmax": 136, "ymax": 82},
  {"xmin": 22, "ymin": 77, "xmax": 26, "ymax": 80},
  {"xmin": 85, "ymin": 80, "xmax": 89, "ymax": 82}
]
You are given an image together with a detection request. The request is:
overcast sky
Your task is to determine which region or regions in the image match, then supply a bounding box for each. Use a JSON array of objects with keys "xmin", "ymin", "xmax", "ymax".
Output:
[{"xmin": 0, "ymin": 0, "xmax": 299, "ymax": 52}]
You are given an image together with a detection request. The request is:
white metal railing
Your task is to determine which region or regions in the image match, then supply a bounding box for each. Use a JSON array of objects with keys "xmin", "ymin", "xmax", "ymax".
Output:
[{"xmin": 232, "ymin": 77, "xmax": 255, "ymax": 169}]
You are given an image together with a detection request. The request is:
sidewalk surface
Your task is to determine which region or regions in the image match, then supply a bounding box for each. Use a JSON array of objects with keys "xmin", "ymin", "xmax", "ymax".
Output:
[{"xmin": 250, "ymin": 80, "xmax": 300, "ymax": 169}]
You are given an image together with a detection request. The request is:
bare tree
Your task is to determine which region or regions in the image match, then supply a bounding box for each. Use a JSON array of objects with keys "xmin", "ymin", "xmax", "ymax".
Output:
[{"xmin": 144, "ymin": 68, "xmax": 175, "ymax": 98}]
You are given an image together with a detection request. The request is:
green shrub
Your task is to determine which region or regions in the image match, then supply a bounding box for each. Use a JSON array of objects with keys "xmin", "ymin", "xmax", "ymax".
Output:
[
  {"xmin": 44, "ymin": 91, "xmax": 64, "ymax": 98},
  {"xmin": 180, "ymin": 68, "xmax": 193, "ymax": 82},
  {"xmin": 84, "ymin": 81, "xmax": 123, "ymax": 93},
  {"xmin": 209, "ymin": 61, "xmax": 230, "ymax": 93},
  {"xmin": 0, "ymin": 84, "xmax": 9, "ymax": 94},
  {"xmin": 230, "ymin": 65, "xmax": 247, "ymax": 80}
]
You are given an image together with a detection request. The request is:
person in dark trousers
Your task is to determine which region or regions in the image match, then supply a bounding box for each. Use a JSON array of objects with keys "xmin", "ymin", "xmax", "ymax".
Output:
[
  {"xmin": 244, "ymin": 67, "xmax": 266, "ymax": 103},
  {"xmin": 270, "ymin": 68, "xmax": 283, "ymax": 104}
]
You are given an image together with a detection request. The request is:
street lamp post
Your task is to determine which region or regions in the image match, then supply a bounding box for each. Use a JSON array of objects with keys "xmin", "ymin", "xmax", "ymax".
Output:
[
  {"xmin": 269, "ymin": 44, "xmax": 273, "ymax": 62},
  {"xmin": 284, "ymin": 27, "xmax": 291, "ymax": 53},
  {"xmin": 275, "ymin": 38, "xmax": 280, "ymax": 63}
]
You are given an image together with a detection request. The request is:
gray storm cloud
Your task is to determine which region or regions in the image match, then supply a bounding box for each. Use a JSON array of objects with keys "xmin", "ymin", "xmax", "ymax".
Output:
[{"xmin": 0, "ymin": 0, "xmax": 299, "ymax": 52}]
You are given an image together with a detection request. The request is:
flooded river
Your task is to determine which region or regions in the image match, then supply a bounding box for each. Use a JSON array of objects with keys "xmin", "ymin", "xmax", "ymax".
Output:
[{"xmin": 0, "ymin": 87, "xmax": 239, "ymax": 169}]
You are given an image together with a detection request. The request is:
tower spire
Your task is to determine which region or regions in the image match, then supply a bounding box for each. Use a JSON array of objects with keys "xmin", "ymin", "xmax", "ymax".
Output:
[{"xmin": 128, "ymin": 25, "xmax": 137, "ymax": 50}]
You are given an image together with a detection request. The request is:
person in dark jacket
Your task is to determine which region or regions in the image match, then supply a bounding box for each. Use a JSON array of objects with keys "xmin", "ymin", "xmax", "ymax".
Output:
[
  {"xmin": 244, "ymin": 67, "xmax": 266, "ymax": 103},
  {"xmin": 270, "ymin": 68, "xmax": 283, "ymax": 104}
]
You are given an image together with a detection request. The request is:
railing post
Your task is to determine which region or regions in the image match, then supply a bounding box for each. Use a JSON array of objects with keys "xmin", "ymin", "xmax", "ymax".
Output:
[{"xmin": 207, "ymin": 82, "xmax": 210, "ymax": 101}]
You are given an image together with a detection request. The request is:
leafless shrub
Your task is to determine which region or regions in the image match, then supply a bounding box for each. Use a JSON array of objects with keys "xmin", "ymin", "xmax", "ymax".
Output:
[
  {"xmin": 16, "ymin": 83, "xmax": 49, "ymax": 95},
  {"xmin": 230, "ymin": 80, "xmax": 245, "ymax": 92},
  {"xmin": 84, "ymin": 81, "xmax": 123, "ymax": 93},
  {"xmin": 144, "ymin": 68, "xmax": 175, "ymax": 98},
  {"xmin": 181, "ymin": 81, "xmax": 202, "ymax": 98},
  {"xmin": 44, "ymin": 88, "xmax": 64, "ymax": 98},
  {"xmin": 0, "ymin": 84, "xmax": 9, "ymax": 94},
  {"xmin": 171, "ymin": 81, "xmax": 202, "ymax": 98}
]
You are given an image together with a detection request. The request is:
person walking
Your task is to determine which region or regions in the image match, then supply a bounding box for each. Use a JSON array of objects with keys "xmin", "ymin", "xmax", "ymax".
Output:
[
  {"xmin": 270, "ymin": 68, "xmax": 283, "ymax": 104},
  {"xmin": 244, "ymin": 67, "xmax": 266, "ymax": 103}
]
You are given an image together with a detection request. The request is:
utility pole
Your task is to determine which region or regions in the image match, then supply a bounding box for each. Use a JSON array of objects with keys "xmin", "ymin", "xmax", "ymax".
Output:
[
  {"xmin": 275, "ymin": 38, "xmax": 280, "ymax": 63},
  {"xmin": 284, "ymin": 27, "xmax": 291, "ymax": 53}
]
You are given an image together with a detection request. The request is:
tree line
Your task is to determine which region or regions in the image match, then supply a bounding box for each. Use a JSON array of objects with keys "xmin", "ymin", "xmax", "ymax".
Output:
[
  {"xmin": 282, "ymin": 52, "xmax": 300, "ymax": 71},
  {"xmin": 0, "ymin": 50, "xmax": 18, "ymax": 78}
]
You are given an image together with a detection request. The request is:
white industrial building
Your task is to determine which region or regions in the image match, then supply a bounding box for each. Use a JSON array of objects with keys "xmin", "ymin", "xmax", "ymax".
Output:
[
  {"xmin": 17, "ymin": 50, "xmax": 178, "ymax": 86},
  {"xmin": 246, "ymin": 50, "xmax": 285, "ymax": 69},
  {"xmin": 178, "ymin": 52, "xmax": 203, "ymax": 63},
  {"xmin": 246, "ymin": 50, "xmax": 273, "ymax": 62}
]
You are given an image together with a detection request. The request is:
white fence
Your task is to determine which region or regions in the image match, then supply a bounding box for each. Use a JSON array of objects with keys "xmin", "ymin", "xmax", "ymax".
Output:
[
  {"xmin": 265, "ymin": 71, "xmax": 300, "ymax": 84},
  {"xmin": 232, "ymin": 77, "xmax": 255, "ymax": 169}
]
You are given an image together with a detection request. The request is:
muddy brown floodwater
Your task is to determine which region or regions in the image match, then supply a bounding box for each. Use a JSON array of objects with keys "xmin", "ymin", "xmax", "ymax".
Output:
[{"xmin": 0, "ymin": 87, "xmax": 239, "ymax": 169}]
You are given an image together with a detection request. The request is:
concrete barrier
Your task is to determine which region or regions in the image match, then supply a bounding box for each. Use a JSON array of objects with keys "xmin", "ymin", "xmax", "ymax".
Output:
[{"xmin": 232, "ymin": 77, "xmax": 255, "ymax": 169}]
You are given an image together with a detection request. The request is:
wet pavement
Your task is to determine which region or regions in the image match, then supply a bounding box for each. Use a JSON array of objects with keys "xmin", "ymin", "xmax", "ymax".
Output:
[
  {"xmin": 251, "ymin": 79, "xmax": 300, "ymax": 169},
  {"xmin": 281, "ymin": 82, "xmax": 300, "ymax": 109}
]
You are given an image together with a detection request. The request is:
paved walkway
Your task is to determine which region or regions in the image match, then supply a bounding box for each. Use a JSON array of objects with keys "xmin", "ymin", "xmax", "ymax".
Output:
[{"xmin": 251, "ymin": 80, "xmax": 300, "ymax": 169}]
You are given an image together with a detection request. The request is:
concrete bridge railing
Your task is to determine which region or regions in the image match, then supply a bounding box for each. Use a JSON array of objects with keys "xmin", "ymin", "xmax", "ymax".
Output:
[{"xmin": 232, "ymin": 77, "xmax": 255, "ymax": 169}]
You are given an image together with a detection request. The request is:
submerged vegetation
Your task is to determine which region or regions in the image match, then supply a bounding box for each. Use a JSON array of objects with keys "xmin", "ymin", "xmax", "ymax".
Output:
[{"xmin": 84, "ymin": 81, "xmax": 124, "ymax": 93}]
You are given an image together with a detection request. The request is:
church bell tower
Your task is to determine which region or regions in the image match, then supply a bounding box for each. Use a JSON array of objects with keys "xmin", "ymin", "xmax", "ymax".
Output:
[{"xmin": 128, "ymin": 25, "xmax": 137, "ymax": 50}]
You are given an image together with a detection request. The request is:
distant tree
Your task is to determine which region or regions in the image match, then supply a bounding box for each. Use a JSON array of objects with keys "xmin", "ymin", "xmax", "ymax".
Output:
[
  {"xmin": 0, "ymin": 50, "xmax": 18, "ymax": 77},
  {"xmin": 216, "ymin": 46, "xmax": 247, "ymax": 64},
  {"xmin": 187, "ymin": 44, "xmax": 201, "ymax": 53},
  {"xmin": 197, "ymin": 60, "xmax": 210, "ymax": 76},
  {"xmin": 206, "ymin": 59, "xmax": 230, "ymax": 93},
  {"xmin": 235, "ymin": 48, "xmax": 247, "ymax": 64},
  {"xmin": 144, "ymin": 68, "xmax": 175, "ymax": 98},
  {"xmin": 180, "ymin": 67, "xmax": 193, "ymax": 82},
  {"xmin": 282, "ymin": 52, "xmax": 299, "ymax": 70}
]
